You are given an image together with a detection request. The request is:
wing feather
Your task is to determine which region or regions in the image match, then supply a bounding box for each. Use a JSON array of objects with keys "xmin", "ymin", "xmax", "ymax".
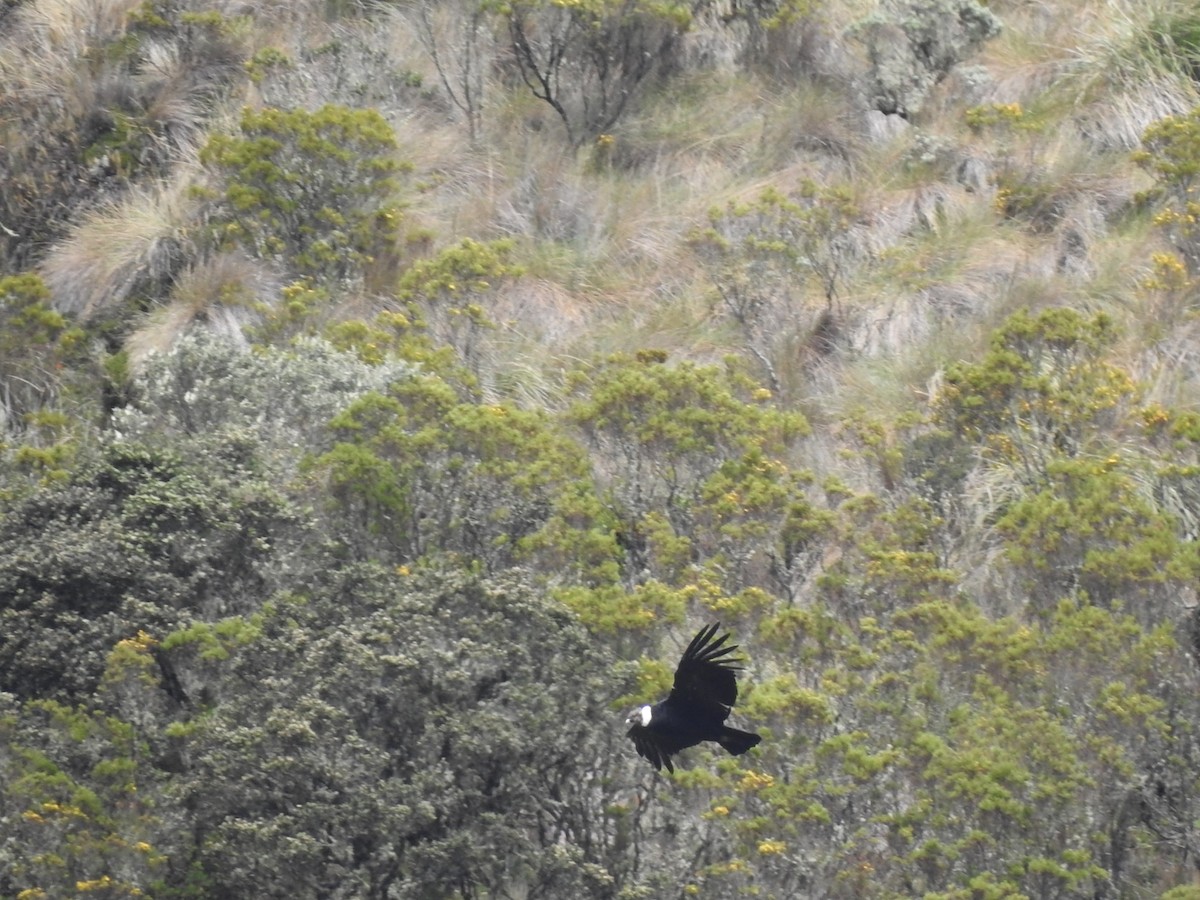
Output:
[
  {"xmin": 627, "ymin": 725, "xmax": 676, "ymax": 773},
  {"xmin": 668, "ymin": 622, "xmax": 743, "ymax": 721}
]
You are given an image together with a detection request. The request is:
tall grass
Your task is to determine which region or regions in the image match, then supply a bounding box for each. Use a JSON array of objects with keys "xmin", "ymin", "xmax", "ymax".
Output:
[{"xmin": 41, "ymin": 175, "xmax": 197, "ymax": 319}]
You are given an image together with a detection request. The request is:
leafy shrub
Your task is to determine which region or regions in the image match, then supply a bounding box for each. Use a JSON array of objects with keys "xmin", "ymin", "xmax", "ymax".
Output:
[
  {"xmin": 0, "ymin": 440, "xmax": 297, "ymax": 703},
  {"xmin": 565, "ymin": 352, "xmax": 808, "ymax": 589},
  {"xmin": 396, "ymin": 237, "xmax": 522, "ymax": 377},
  {"xmin": 1137, "ymin": 104, "xmax": 1200, "ymax": 271},
  {"xmin": 116, "ymin": 333, "xmax": 416, "ymax": 475},
  {"xmin": 197, "ymin": 104, "xmax": 407, "ymax": 286},
  {"xmin": 0, "ymin": 698, "xmax": 167, "ymax": 899},
  {"xmin": 0, "ymin": 274, "xmax": 89, "ymax": 440},
  {"xmin": 313, "ymin": 374, "xmax": 590, "ymax": 570},
  {"xmin": 171, "ymin": 570, "xmax": 630, "ymax": 898},
  {"xmin": 934, "ymin": 307, "xmax": 1134, "ymax": 483}
]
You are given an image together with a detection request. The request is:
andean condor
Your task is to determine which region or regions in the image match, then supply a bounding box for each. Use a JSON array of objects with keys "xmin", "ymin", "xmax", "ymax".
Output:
[{"xmin": 625, "ymin": 622, "xmax": 761, "ymax": 773}]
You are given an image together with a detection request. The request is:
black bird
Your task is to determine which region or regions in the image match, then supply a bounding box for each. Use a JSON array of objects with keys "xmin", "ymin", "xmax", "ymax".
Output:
[{"xmin": 626, "ymin": 622, "xmax": 761, "ymax": 773}]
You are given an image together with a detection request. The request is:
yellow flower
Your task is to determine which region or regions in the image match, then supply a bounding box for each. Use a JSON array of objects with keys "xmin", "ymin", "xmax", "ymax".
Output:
[{"xmin": 738, "ymin": 770, "xmax": 775, "ymax": 790}]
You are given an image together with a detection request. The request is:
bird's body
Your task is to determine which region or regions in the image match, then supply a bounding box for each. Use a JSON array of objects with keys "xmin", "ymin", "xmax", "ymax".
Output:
[{"xmin": 626, "ymin": 622, "xmax": 762, "ymax": 773}]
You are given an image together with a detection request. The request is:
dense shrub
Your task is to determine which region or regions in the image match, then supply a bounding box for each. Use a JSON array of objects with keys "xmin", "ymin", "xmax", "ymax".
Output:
[{"xmin": 198, "ymin": 104, "xmax": 406, "ymax": 286}]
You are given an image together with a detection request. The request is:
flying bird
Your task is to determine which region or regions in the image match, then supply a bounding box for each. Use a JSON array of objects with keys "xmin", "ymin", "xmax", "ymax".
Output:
[{"xmin": 626, "ymin": 622, "xmax": 761, "ymax": 773}]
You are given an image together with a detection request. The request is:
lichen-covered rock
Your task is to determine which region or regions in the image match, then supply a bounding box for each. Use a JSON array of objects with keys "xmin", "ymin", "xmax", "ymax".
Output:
[{"xmin": 859, "ymin": 0, "xmax": 1002, "ymax": 117}]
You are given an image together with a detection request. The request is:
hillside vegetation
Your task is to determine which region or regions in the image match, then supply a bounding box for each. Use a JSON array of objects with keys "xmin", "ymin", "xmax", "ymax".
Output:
[{"xmin": 5, "ymin": 0, "xmax": 1200, "ymax": 896}]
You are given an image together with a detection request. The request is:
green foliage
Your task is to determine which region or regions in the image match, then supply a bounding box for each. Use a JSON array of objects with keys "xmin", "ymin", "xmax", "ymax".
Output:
[
  {"xmin": 169, "ymin": 570, "xmax": 631, "ymax": 898},
  {"xmin": 1138, "ymin": 9, "xmax": 1200, "ymax": 85},
  {"xmin": 930, "ymin": 308, "xmax": 1200, "ymax": 614},
  {"xmin": 397, "ymin": 237, "xmax": 522, "ymax": 374},
  {"xmin": 935, "ymin": 307, "xmax": 1133, "ymax": 480},
  {"xmin": 691, "ymin": 184, "xmax": 859, "ymax": 393},
  {"xmin": 0, "ymin": 273, "xmax": 90, "ymax": 448},
  {"xmin": 115, "ymin": 332, "xmax": 416, "ymax": 475},
  {"xmin": 9, "ymin": 4, "xmax": 1200, "ymax": 896},
  {"xmin": 565, "ymin": 352, "xmax": 808, "ymax": 590},
  {"xmin": 198, "ymin": 104, "xmax": 407, "ymax": 284},
  {"xmin": 0, "ymin": 698, "xmax": 165, "ymax": 898},
  {"xmin": 710, "ymin": 592, "xmax": 1200, "ymax": 899},
  {"xmin": 557, "ymin": 578, "xmax": 687, "ymax": 634},
  {"xmin": 1138, "ymin": 105, "xmax": 1200, "ymax": 272},
  {"xmin": 244, "ymin": 46, "xmax": 293, "ymax": 84},
  {"xmin": 312, "ymin": 374, "xmax": 590, "ymax": 569},
  {"xmin": 0, "ymin": 439, "xmax": 295, "ymax": 703},
  {"xmin": 996, "ymin": 455, "xmax": 1192, "ymax": 610}
]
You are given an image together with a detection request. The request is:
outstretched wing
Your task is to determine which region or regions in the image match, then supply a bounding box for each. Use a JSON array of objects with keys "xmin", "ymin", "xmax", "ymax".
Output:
[
  {"xmin": 626, "ymin": 724, "xmax": 677, "ymax": 773},
  {"xmin": 668, "ymin": 622, "xmax": 743, "ymax": 722}
]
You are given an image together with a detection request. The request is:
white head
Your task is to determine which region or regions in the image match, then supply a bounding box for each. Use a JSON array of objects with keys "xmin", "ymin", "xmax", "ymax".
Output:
[{"xmin": 626, "ymin": 705, "xmax": 653, "ymax": 727}]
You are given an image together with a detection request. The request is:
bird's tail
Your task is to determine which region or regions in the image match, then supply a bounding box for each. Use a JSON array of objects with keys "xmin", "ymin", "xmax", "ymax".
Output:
[{"xmin": 717, "ymin": 726, "xmax": 761, "ymax": 757}]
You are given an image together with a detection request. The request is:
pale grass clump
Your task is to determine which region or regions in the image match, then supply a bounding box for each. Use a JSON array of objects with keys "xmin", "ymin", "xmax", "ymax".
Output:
[
  {"xmin": 40, "ymin": 175, "xmax": 198, "ymax": 320},
  {"xmin": 1059, "ymin": 0, "xmax": 1200, "ymax": 149},
  {"xmin": 810, "ymin": 336, "xmax": 953, "ymax": 432},
  {"xmin": 1079, "ymin": 74, "xmax": 1199, "ymax": 152},
  {"xmin": 248, "ymin": 4, "xmax": 439, "ymax": 122},
  {"xmin": 596, "ymin": 72, "xmax": 767, "ymax": 184},
  {"xmin": 0, "ymin": 0, "xmax": 144, "ymax": 143},
  {"xmin": 494, "ymin": 146, "xmax": 604, "ymax": 250},
  {"xmin": 755, "ymin": 81, "xmax": 868, "ymax": 178},
  {"xmin": 1, "ymin": 0, "xmax": 141, "ymax": 75},
  {"xmin": 125, "ymin": 252, "xmax": 272, "ymax": 370},
  {"xmin": 866, "ymin": 180, "xmax": 979, "ymax": 252}
]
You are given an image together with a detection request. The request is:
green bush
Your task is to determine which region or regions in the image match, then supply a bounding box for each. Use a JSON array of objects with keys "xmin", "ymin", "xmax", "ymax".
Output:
[
  {"xmin": 198, "ymin": 104, "xmax": 407, "ymax": 285},
  {"xmin": 312, "ymin": 374, "xmax": 590, "ymax": 570},
  {"xmin": 0, "ymin": 273, "xmax": 96, "ymax": 472},
  {"xmin": 0, "ymin": 440, "xmax": 296, "ymax": 702},
  {"xmin": 935, "ymin": 307, "xmax": 1133, "ymax": 483},
  {"xmin": 1138, "ymin": 105, "xmax": 1200, "ymax": 271},
  {"xmin": 565, "ymin": 352, "xmax": 808, "ymax": 590}
]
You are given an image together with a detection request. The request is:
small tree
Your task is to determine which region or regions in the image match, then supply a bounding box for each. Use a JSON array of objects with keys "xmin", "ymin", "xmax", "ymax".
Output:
[
  {"xmin": 313, "ymin": 375, "xmax": 590, "ymax": 570},
  {"xmin": 0, "ymin": 273, "xmax": 89, "ymax": 441},
  {"xmin": 691, "ymin": 184, "xmax": 859, "ymax": 394},
  {"xmin": 396, "ymin": 237, "xmax": 521, "ymax": 380},
  {"xmin": 934, "ymin": 307, "xmax": 1134, "ymax": 485},
  {"xmin": 566, "ymin": 352, "xmax": 807, "ymax": 588},
  {"xmin": 413, "ymin": 0, "xmax": 496, "ymax": 142},
  {"xmin": 500, "ymin": 0, "xmax": 692, "ymax": 148}
]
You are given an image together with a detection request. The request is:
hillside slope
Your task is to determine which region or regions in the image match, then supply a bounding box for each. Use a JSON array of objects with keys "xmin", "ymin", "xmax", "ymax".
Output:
[{"xmin": 4, "ymin": 0, "xmax": 1200, "ymax": 896}]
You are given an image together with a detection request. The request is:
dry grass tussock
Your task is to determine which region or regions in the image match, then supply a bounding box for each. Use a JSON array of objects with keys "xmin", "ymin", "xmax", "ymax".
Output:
[
  {"xmin": 40, "ymin": 174, "xmax": 198, "ymax": 319},
  {"xmin": 2, "ymin": 0, "xmax": 140, "ymax": 65},
  {"xmin": 0, "ymin": 0, "xmax": 132, "ymax": 119},
  {"xmin": 125, "ymin": 252, "xmax": 270, "ymax": 370},
  {"xmin": 1056, "ymin": 0, "xmax": 1200, "ymax": 149}
]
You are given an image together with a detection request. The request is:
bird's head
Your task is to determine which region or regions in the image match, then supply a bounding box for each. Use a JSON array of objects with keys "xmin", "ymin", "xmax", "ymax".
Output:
[{"xmin": 626, "ymin": 705, "xmax": 652, "ymax": 727}]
